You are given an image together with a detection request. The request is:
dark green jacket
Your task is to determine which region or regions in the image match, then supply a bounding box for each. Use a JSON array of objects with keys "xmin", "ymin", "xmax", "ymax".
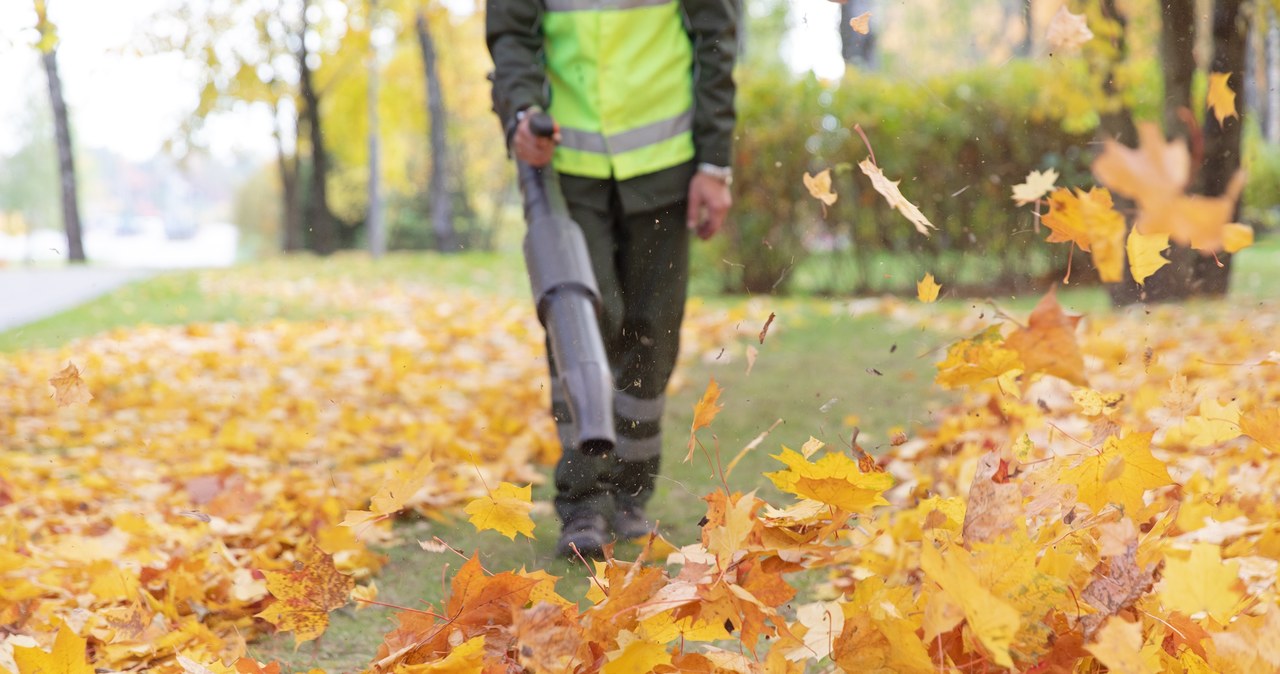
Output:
[{"xmin": 486, "ymin": 0, "xmax": 738, "ymax": 212}]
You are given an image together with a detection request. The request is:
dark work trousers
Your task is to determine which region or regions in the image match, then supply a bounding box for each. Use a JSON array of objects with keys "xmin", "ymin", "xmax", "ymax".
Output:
[{"xmin": 549, "ymin": 174, "xmax": 690, "ymax": 526}]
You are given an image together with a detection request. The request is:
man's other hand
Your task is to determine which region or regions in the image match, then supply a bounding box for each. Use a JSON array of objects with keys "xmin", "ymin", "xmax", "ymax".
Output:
[
  {"xmin": 686, "ymin": 171, "xmax": 731, "ymax": 240},
  {"xmin": 514, "ymin": 114, "xmax": 558, "ymax": 167}
]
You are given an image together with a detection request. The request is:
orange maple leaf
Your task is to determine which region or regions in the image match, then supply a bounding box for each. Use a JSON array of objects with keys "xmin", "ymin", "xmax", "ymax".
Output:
[
  {"xmin": 1041, "ymin": 187, "xmax": 1125, "ymax": 283},
  {"xmin": 48, "ymin": 362, "xmax": 92, "ymax": 406},
  {"xmin": 1004, "ymin": 286, "xmax": 1087, "ymax": 386},
  {"xmin": 255, "ymin": 538, "xmax": 355, "ymax": 645},
  {"xmin": 686, "ymin": 377, "xmax": 724, "ymax": 461}
]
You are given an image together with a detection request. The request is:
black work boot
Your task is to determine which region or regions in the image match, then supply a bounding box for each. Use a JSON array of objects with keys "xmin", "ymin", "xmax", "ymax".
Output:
[
  {"xmin": 555, "ymin": 513, "xmax": 608, "ymax": 559},
  {"xmin": 612, "ymin": 503, "xmax": 656, "ymax": 540}
]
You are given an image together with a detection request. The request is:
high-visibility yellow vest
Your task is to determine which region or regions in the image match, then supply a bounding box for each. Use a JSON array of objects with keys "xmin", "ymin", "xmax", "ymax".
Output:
[{"xmin": 543, "ymin": 0, "xmax": 695, "ymax": 180}]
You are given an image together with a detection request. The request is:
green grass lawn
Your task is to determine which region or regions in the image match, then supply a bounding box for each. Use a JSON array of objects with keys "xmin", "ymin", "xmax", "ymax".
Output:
[{"xmin": 5, "ymin": 237, "xmax": 1278, "ymax": 672}]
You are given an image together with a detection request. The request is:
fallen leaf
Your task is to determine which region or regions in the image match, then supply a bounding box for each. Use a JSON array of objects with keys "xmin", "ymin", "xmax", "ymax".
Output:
[
  {"xmin": 1086, "ymin": 618, "xmax": 1157, "ymax": 674},
  {"xmin": 1241, "ymin": 407, "xmax": 1280, "ymax": 452},
  {"xmin": 49, "ymin": 362, "xmax": 92, "ymax": 406},
  {"xmin": 1011, "ymin": 168, "xmax": 1059, "ymax": 206},
  {"xmin": 920, "ymin": 543, "xmax": 1020, "ymax": 668},
  {"xmin": 11, "ymin": 622, "xmax": 93, "ymax": 674},
  {"xmin": 464, "ymin": 482, "xmax": 536, "ymax": 540},
  {"xmin": 916, "ymin": 274, "xmax": 941, "ymax": 303},
  {"xmin": 255, "ymin": 539, "xmax": 355, "ymax": 645},
  {"xmin": 1046, "ymin": 6, "xmax": 1094, "ymax": 52},
  {"xmin": 1056, "ymin": 432, "xmax": 1172, "ymax": 514},
  {"xmin": 858, "ymin": 158, "xmax": 936, "ymax": 236},
  {"xmin": 1207, "ymin": 72, "xmax": 1238, "ymax": 126},
  {"xmin": 1160, "ymin": 543, "xmax": 1242, "ymax": 624}
]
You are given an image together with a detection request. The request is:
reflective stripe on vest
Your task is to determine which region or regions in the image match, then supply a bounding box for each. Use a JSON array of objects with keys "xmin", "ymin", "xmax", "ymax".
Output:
[{"xmin": 543, "ymin": 0, "xmax": 695, "ymax": 181}]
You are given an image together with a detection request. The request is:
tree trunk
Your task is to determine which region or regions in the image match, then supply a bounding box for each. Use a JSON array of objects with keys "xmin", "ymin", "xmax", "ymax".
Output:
[
  {"xmin": 1019, "ymin": 0, "xmax": 1034, "ymax": 57},
  {"xmin": 1135, "ymin": 0, "xmax": 1198, "ymax": 302},
  {"xmin": 416, "ymin": 10, "xmax": 458, "ymax": 252},
  {"xmin": 299, "ymin": 0, "xmax": 338, "ymax": 255},
  {"xmin": 1191, "ymin": 0, "xmax": 1247, "ymax": 296},
  {"xmin": 273, "ymin": 101, "xmax": 304, "ymax": 252},
  {"xmin": 1095, "ymin": 0, "xmax": 1143, "ymax": 306},
  {"xmin": 367, "ymin": 0, "xmax": 385, "ymax": 258},
  {"xmin": 40, "ymin": 48, "xmax": 85, "ymax": 263},
  {"xmin": 838, "ymin": 0, "xmax": 877, "ymax": 69},
  {"xmin": 1267, "ymin": 10, "xmax": 1280, "ymax": 143}
]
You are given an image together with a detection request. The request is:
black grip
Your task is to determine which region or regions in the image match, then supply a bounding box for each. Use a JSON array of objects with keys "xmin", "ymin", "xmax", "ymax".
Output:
[{"xmin": 529, "ymin": 112, "xmax": 557, "ymax": 139}]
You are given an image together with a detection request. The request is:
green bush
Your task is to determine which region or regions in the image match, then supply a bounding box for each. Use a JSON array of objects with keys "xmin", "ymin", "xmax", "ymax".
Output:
[{"xmin": 718, "ymin": 62, "xmax": 1100, "ymax": 295}]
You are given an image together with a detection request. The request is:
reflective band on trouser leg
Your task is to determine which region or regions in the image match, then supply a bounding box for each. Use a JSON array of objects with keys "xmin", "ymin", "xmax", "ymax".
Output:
[{"xmin": 614, "ymin": 391, "xmax": 665, "ymax": 461}]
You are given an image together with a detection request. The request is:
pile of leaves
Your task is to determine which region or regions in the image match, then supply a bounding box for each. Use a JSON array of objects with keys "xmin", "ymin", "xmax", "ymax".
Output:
[
  {"xmin": 0, "ymin": 280, "xmax": 746, "ymax": 673},
  {"xmin": 311, "ymin": 288, "xmax": 1280, "ymax": 674}
]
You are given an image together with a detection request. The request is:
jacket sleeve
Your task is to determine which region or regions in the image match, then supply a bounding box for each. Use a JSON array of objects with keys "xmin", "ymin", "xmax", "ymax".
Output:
[
  {"xmin": 486, "ymin": 0, "xmax": 548, "ymax": 146},
  {"xmin": 683, "ymin": 0, "xmax": 739, "ymax": 167}
]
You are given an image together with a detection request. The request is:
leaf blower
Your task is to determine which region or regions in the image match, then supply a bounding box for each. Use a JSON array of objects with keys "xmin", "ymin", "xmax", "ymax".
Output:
[{"xmin": 516, "ymin": 112, "xmax": 616, "ymax": 456}]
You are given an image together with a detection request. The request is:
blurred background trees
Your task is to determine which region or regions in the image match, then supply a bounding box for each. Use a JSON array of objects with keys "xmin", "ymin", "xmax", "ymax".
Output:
[{"xmin": 1, "ymin": 0, "xmax": 1278, "ymax": 301}]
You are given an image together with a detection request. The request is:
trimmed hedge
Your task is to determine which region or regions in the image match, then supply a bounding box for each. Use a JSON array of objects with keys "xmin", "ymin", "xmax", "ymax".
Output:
[{"xmin": 714, "ymin": 62, "xmax": 1101, "ymax": 295}]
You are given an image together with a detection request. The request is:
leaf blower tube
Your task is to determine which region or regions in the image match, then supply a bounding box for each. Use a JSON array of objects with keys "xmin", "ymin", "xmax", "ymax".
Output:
[{"xmin": 516, "ymin": 112, "xmax": 616, "ymax": 456}]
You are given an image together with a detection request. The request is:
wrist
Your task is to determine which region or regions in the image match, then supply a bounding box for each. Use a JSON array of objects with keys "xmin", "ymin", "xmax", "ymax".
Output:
[{"xmin": 696, "ymin": 162, "xmax": 733, "ymax": 186}]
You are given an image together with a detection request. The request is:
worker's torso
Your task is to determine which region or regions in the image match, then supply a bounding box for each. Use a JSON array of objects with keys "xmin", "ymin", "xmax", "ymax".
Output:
[{"xmin": 543, "ymin": 0, "xmax": 695, "ymax": 181}]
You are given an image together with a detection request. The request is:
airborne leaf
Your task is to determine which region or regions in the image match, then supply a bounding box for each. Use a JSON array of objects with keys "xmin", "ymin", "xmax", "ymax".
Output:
[
  {"xmin": 858, "ymin": 158, "xmax": 936, "ymax": 236},
  {"xmin": 49, "ymin": 362, "xmax": 92, "ymax": 406},
  {"xmin": 1011, "ymin": 168, "xmax": 1058, "ymax": 206},
  {"xmin": 916, "ymin": 274, "xmax": 941, "ymax": 303},
  {"xmin": 1207, "ymin": 72, "xmax": 1238, "ymax": 126},
  {"xmin": 464, "ymin": 482, "xmax": 536, "ymax": 540}
]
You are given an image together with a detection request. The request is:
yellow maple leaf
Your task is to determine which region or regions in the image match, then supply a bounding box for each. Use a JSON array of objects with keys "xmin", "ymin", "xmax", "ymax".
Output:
[
  {"xmin": 802, "ymin": 169, "xmax": 837, "ymax": 207},
  {"xmin": 464, "ymin": 482, "xmax": 536, "ymax": 540},
  {"xmin": 1042, "ymin": 187, "xmax": 1126, "ymax": 282},
  {"xmin": 848, "ymin": 11, "xmax": 871, "ymax": 34},
  {"xmin": 1045, "ymin": 6, "xmax": 1093, "ymax": 52},
  {"xmin": 1180, "ymin": 398, "xmax": 1241, "ymax": 447},
  {"xmin": 1125, "ymin": 228, "xmax": 1170, "ymax": 286},
  {"xmin": 1241, "ymin": 407, "xmax": 1280, "ymax": 452},
  {"xmin": 12, "ymin": 621, "xmax": 94, "ymax": 674},
  {"xmin": 48, "ymin": 362, "xmax": 92, "ymax": 406},
  {"xmin": 935, "ymin": 327, "xmax": 1024, "ymax": 390},
  {"xmin": 602, "ymin": 631, "xmax": 671, "ymax": 674},
  {"xmin": 1058, "ymin": 432, "xmax": 1172, "ymax": 514},
  {"xmin": 255, "ymin": 539, "xmax": 355, "ymax": 645},
  {"xmin": 920, "ymin": 543, "xmax": 1019, "ymax": 668},
  {"xmin": 916, "ymin": 273, "xmax": 941, "ymax": 303},
  {"xmin": 706, "ymin": 491, "xmax": 756, "ymax": 563},
  {"xmin": 1159, "ymin": 543, "xmax": 1243, "ymax": 623},
  {"xmin": 343, "ymin": 454, "xmax": 435, "ymax": 529},
  {"xmin": 765, "ymin": 448, "xmax": 892, "ymax": 513},
  {"xmin": 397, "ymin": 635, "xmax": 485, "ymax": 673},
  {"xmin": 685, "ymin": 377, "xmax": 724, "ymax": 460},
  {"xmin": 1011, "ymin": 168, "xmax": 1059, "ymax": 206},
  {"xmin": 1072, "ymin": 388, "xmax": 1124, "ymax": 417},
  {"xmin": 1086, "ymin": 618, "xmax": 1158, "ymax": 674},
  {"xmin": 1207, "ymin": 72, "xmax": 1238, "ymax": 126},
  {"xmin": 858, "ymin": 158, "xmax": 936, "ymax": 236}
]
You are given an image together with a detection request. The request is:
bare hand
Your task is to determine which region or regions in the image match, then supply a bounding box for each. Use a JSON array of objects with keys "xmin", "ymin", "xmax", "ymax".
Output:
[
  {"xmin": 686, "ymin": 172, "xmax": 732, "ymax": 240},
  {"xmin": 514, "ymin": 114, "xmax": 559, "ymax": 167}
]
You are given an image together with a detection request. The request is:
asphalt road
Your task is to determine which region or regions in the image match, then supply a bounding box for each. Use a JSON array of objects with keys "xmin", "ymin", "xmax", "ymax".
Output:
[{"xmin": 0, "ymin": 267, "xmax": 152, "ymax": 333}]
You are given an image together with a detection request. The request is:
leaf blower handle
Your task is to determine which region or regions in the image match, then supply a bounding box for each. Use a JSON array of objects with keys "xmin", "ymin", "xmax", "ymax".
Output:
[{"xmin": 528, "ymin": 111, "xmax": 558, "ymax": 140}]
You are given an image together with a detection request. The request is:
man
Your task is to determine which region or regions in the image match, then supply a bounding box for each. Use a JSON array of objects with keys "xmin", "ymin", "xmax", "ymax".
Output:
[{"xmin": 487, "ymin": 0, "xmax": 738, "ymax": 558}]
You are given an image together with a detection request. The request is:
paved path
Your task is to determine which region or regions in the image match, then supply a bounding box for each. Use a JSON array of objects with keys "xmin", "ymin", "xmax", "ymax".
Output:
[{"xmin": 0, "ymin": 267, "xmax": 152, "ymax": 332}]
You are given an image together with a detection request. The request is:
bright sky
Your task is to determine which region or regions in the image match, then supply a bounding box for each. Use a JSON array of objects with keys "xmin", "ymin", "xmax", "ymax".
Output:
[{"xmin": 0, "ymin": 0, "xmax": 844, "ymax": 163}]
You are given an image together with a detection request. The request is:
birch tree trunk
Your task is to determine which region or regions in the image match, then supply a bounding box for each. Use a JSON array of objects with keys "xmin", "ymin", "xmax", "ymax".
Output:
[
  {"xmin": 367, "ymin": 0, "xmax": 385, "ymax": 258},
  {"xmin": 416, "ymin": 10, "xmax": 458, "ymax": 252},
  {"xmin": 39, "ymin": 45, "xmax": 85, "ymax": 262}
]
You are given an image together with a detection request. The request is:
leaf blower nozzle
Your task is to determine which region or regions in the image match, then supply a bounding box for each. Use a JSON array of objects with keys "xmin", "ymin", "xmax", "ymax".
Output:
[{"xmin": 517, "ymin": 112, "xmax": 616, "ymax": 456}]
